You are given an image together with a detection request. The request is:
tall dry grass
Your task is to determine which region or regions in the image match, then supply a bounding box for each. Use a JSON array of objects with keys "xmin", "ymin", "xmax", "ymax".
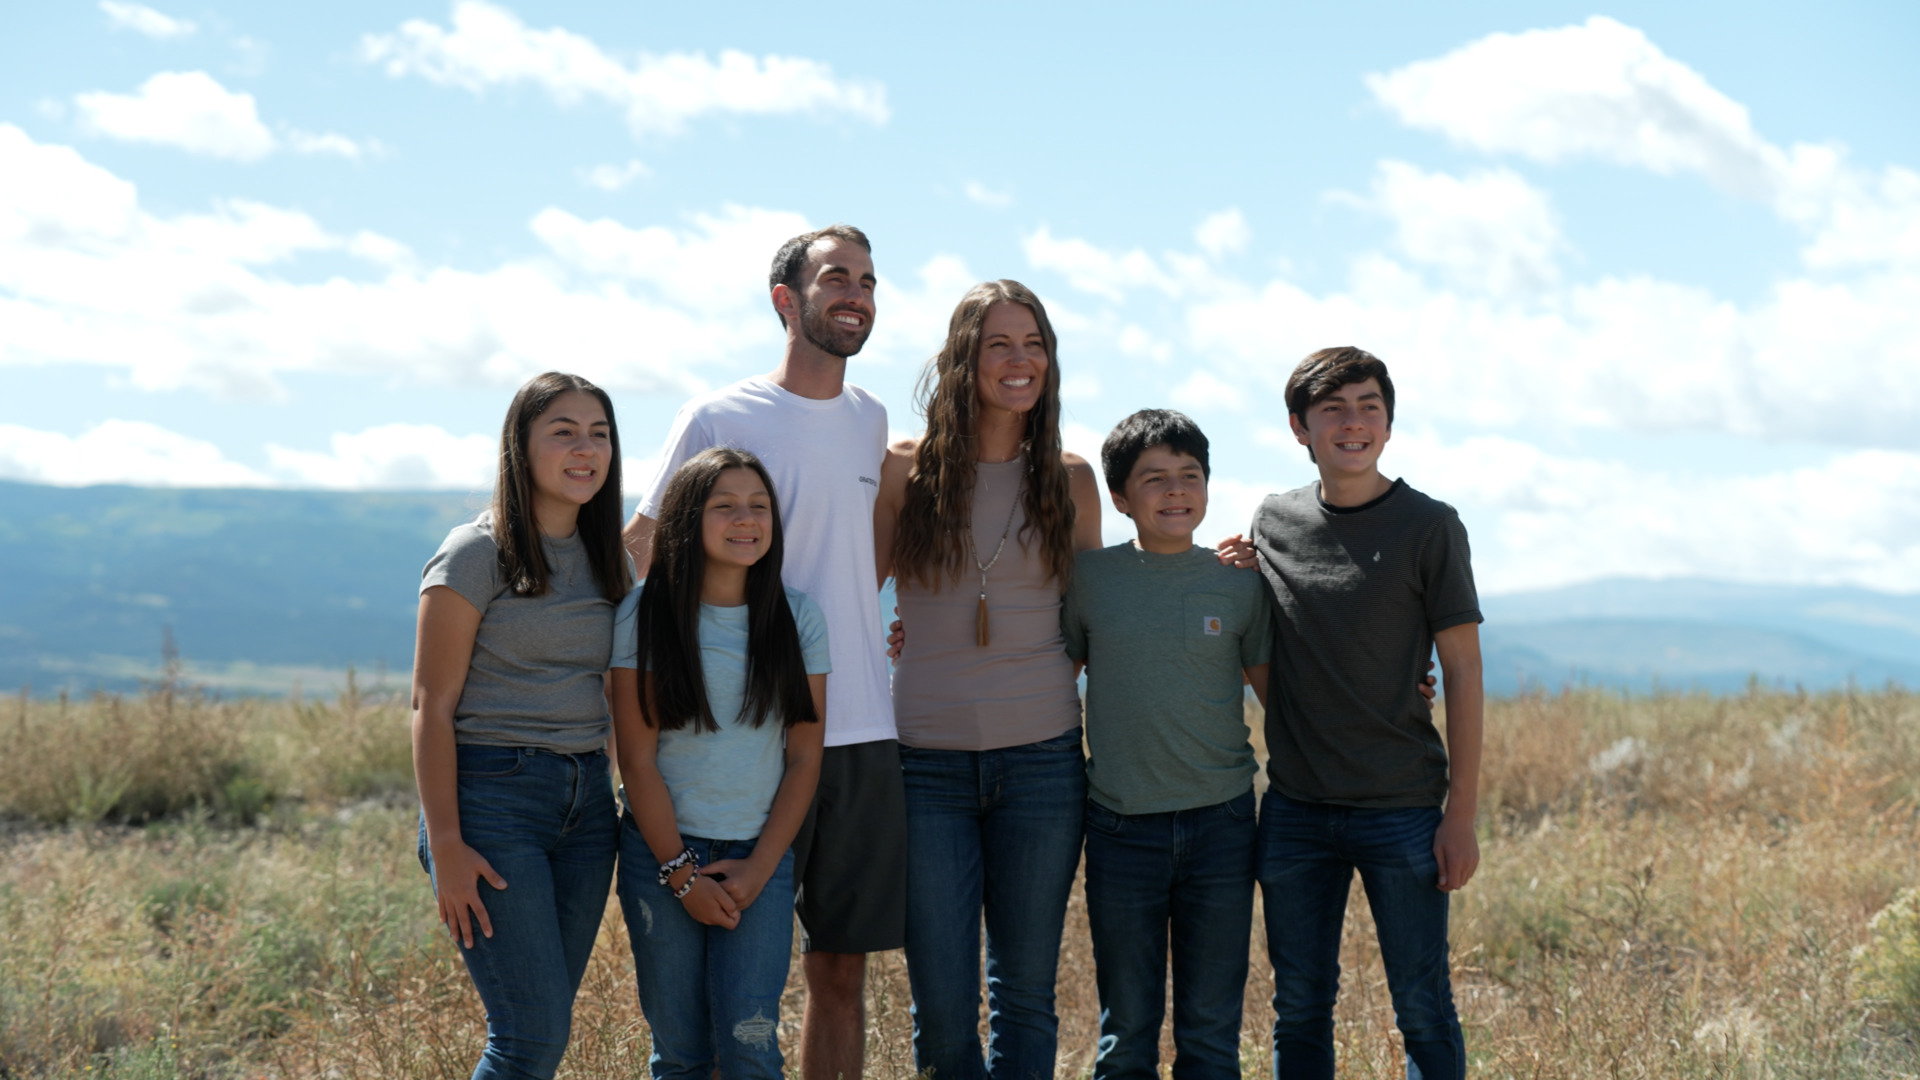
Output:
[{"xmin": 2, "ymin": 683, "xmax": 1917, "ymax": 1077}]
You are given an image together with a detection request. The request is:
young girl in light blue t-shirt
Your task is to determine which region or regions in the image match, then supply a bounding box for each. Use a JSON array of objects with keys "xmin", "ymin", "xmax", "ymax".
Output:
[{"xmin": 609, "ymin": 446, "xmax": 828, "ymax": 1080}]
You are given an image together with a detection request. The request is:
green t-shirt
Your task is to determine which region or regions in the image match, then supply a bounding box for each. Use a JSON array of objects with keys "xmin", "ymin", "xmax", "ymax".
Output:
[{"xmin": 1061, "ymin": 543, "xmax": 1272, "ymax": 815}]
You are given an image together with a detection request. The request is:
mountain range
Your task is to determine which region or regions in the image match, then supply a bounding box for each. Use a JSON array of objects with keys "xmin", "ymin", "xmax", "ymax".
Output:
[{"xmin": 2, "ymin": 480, "xmax": 1913, "ymax": 697}]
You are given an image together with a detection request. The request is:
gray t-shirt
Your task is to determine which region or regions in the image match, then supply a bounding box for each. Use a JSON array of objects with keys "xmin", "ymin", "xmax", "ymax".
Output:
[
  {"xmin": 1061, "ymin": 543, "xmax": 1272, "ymax": 815},
  {"xmin": 1252, "ymin": 479, "xmax": 1481, "ymax": 808},
  {"xmin": 420, "ymin": 516, "xmax": 615, "ymax": 754},
  {"xmin": 612, "ymin": 586, "xmax": 831, "ymax": 841}
]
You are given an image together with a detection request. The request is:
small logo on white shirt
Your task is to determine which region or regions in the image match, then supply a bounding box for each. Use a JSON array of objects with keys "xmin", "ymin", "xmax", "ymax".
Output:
[
  {"xmin": 859, "ymin": 476, "xmax": 878, "ymax": 487},
  {"xmin": 1203, "ymin": 616, "xmax": 1222, "ymax": 636}
]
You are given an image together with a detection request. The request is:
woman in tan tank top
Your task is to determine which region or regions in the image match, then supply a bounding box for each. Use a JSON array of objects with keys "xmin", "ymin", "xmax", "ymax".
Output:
[{"xmin": 874, "ymin": 280, "xmax": 1104, "ymax": 1080}]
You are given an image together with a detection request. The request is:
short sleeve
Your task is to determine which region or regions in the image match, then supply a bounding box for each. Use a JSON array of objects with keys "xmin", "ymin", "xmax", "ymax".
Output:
[
  {"xmin": 610, "ymin": 587, "xmax": 642, "ymax": 670},
  {"xmin": 634, "ymin": 403, "xmax": 716, "ymax": 520},
  {"xmin": 1059, "ymin": 568, "xmax": 1090, "ymax": 663},
  {"xmin": 421, "ymin": 521, "xmax": 501, "ymax": 614},
  {"xmin": 789, "ymin": 589, "xmax": 833, "ymax": 675},
  {"xmin": 1240, "ymin": 580, "xmax": 1273, "ymax": 668},
  {"xmin": 1419, "ymin": 510, "xmax": 1482, "ymax": 633}
]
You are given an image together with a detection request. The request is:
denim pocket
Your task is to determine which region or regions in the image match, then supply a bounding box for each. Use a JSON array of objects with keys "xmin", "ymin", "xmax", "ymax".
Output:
[
  {"xmin": 1084, "ymin": 799, "xmax": 1124, "ymax": 836},
  {"xmin": 1221, "ymin": 788, "xmax": 1256, "ymax": 821},
  {"xmin": 456, "ymin": 745, "xmax": 529, "ymax": 779}
]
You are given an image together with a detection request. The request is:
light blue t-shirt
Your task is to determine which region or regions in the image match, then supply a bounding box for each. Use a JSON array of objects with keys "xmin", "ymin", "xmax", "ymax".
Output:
[{"xmin": 612, "ymin": 586, "xmax": 831, "ymax": 841}]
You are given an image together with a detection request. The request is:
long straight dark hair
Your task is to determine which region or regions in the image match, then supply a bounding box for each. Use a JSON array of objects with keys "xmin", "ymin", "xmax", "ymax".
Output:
[
  {"xmin": 635, "ymin": 447, "xmax": 818, "ymax": 733},
  {"xmin": 490, "ymin": 371, "xmax": 631, "ymax": 603}
]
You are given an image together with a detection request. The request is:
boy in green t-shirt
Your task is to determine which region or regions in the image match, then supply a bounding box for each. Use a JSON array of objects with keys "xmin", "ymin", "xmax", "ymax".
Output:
[{"xmin": 1060, "ymin": 409, "xmax": 1272, "ymax": 1080}]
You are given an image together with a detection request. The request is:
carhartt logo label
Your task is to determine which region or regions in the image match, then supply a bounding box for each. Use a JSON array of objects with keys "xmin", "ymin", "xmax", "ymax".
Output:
[
  {"xmin": 859, "ymin": 476, "xmax": 878, "ymax": 487},
  {"xmin": 1203, "ymin": 616, "xmax": 1222, "ymax": 636}
]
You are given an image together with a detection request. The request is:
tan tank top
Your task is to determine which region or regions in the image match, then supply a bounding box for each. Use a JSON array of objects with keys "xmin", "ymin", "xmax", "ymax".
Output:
[{"xmin": 892, "ymin": 456, "xmax": 1083, "ymax": 751}]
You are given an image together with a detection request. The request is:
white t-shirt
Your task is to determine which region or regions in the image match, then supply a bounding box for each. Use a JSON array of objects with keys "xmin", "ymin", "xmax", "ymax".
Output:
[{"xmin": 636, "ymin": 376, "xmax": 895, "ymax": 747}]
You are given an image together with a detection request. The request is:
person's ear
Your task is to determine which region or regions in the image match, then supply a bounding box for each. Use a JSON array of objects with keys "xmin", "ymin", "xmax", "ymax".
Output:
[
  {"xmin": 771, "ymin": 283, "xmax": 798, "ymax": 328},
  {"xmin": 1289, "ymin": 413, "xmax": 1310, "ymax": 446},
  {"xmin": 1109, "ymin": 490, "xmax": 1130, "ymax": 516}
]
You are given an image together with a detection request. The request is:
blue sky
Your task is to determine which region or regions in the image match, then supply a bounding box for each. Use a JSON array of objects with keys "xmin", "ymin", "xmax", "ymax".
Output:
[{"xmin": 3, "ymin": 1, "xmax": 1916, "ymax": 594}]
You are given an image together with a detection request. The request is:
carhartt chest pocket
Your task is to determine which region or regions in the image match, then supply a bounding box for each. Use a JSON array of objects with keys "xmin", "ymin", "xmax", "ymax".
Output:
[{"xmin": 1182, "ymin": 593, "xmax": 1234, "ymax": 655}]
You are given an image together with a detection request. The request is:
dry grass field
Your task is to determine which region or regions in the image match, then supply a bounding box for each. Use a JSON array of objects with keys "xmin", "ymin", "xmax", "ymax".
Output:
[{"xmin": 4, "ymin": 676, "xmax": 1919, "ymax": 1078}]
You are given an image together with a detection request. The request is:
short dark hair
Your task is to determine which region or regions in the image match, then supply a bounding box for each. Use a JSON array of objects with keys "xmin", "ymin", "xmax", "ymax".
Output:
[
  {"xmin": 1286, "ymin": 346, "xmax": 1396, "ymax": 427},
  {"xmin": 768, "ymin": 224, "xmax": 871, "ymax": 328},
  {"xmin": 1100, "ymin": 409, "xmax": 1211, "ymax": 494}
]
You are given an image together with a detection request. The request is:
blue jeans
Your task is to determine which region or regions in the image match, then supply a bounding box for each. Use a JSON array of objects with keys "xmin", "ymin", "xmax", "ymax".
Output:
[
  {"xmin": 1084, "ymin": 789, "xmax": 1257, "ymax": 1080},
  {"xmin": 615, "ymin": 823, "xmax": 796, "ymax": 1080},
  {"xmin": 1256, "ymin": 793, "xmax": 1463, "ymax": 1080},
  {"xmin": 417, "ymin": 745, "xmax": 618, "ymax": 1080},
  {"xmin": 901, "ymin": 727, "xmax": 1088, "ymax": 1080}
]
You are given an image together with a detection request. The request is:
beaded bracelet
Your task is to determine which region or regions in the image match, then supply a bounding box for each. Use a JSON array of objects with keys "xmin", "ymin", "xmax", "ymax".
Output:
[
  {"xmin": 657, "ymin": 846, "xmax": 699, "ymax": 889},
  {"xmin": 672, "ymin": 869, "xmax": 699, "ymax": 900}
]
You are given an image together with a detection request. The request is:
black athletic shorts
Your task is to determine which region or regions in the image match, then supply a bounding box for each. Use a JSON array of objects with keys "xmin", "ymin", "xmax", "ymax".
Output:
[{"xmin": 792, "ymin": 738, "xmax": 908, "ymax": 953}]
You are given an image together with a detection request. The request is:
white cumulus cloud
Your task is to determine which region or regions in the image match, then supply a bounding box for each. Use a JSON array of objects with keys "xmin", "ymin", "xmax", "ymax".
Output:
[
  {"xmin": 0, "ymin": 419, "xmax": 674, "ymax": 493},
  {"xmin": 0, "ymin": 124, "xmax": 974, "ymax": 402},
  {"xmin": 1022, "ymin": 226, "xmax": 1183, "ymax": 302},
  {"xmin": 1177, "ymin": 254, "xmax": 1920, "ymax": 449},
  {"xmin": 72, "ymin": 71, "xmax": 370, "ymax": 161},
  {"xmin": 580, "ymin": 159, "xmax": 650, "ymax": 191},
  {"xmin": 0, "ymin": 420, "xmax": 267, "ymax": 487},
  {"xmin": 1383, "ymin": 431, "xmax": 1920, "ymax": 594},
  {"xmin": 1358, "ymin": 161, "xmax": 1564, "ymax": 297},
  {"xmin": 1367, "ymin": 17, "xmax": 1779, "ymax": 196},
  {"xmin": 964, "ymin": 182, "xmax": 1012, "ymax": 209},
  {"xmin": 361, "ymin": 1, "xmax": 889, "ymax": 137},
  {"xmin": 1194, "ymin": 208, "xmax": 1250, "ymax": 260},
  {"xmin": 1366, "ymin": 16, "xmax": 1920, "ymax": 273},
  {"xmin": 285, "ymin": 130, "xmax": 374, "ymax": 160},
  {"xmin": 530, "ymin": 203, "xmax": 811, "ymax": 314},
  {"xmin": 75, "ymin": 71, "xmax": 276, "ymax": 161},
  {"xmin": 267, "ymin": 424, "xmax": 497, "ymax": 489},
  {"xmin": 100, "ymin": 1, "xmax": 195, "ymax": 40}
]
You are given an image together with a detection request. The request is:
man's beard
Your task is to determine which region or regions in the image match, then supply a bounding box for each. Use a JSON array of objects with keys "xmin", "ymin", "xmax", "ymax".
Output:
[{"xmin": 798, "ymin": 296, "xmax": 872, "ymax": 359}]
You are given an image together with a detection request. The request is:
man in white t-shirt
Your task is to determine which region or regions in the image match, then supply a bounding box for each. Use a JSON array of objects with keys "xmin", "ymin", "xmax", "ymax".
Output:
[{"xmin": 622, "ymin": 225, "xmax": 901, "ymax": 1080}]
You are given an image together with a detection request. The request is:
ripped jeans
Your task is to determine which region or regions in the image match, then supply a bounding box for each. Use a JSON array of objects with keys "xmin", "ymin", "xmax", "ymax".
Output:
[{"xmin": 615, "ymin": 818, "xmax": 795, "ymax": 1080}]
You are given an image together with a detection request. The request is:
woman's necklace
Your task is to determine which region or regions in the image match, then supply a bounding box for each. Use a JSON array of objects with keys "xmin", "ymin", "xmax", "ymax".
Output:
[{"xmin": 968, "ymin": 473, "xmax": 1022, "ymax": 647}]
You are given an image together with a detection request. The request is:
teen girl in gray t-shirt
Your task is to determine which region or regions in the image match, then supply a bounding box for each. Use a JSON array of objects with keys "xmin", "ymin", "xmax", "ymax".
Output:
[{"xmin": 412, "ymin": 372, "xmax": 631, "ymax": 1080}]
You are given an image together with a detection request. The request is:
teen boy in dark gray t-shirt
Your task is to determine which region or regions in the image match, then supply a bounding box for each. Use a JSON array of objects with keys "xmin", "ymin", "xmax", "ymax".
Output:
[
  {"xmin": 1254, "ymin": 480, "xmax": 1478, "ymax": 807},
  {"xmin": 1251, "ymin": 347, "xmax": 1484, "ymax": 1080}
]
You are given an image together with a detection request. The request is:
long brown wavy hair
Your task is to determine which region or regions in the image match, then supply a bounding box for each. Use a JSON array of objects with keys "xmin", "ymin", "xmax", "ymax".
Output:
[
  {"xmin": 893, "ymin": 280, "xmax": 1076, "ymax": 592},
  {"xmin": 489, "ymin": 371, "xmax": 631, "ymax": 603}
]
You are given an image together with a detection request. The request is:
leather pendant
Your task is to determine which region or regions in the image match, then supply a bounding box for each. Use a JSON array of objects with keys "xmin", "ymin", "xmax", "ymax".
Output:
[{"xmin": 976, "ymin": 593, "xmax": 990, "ymax": 648}]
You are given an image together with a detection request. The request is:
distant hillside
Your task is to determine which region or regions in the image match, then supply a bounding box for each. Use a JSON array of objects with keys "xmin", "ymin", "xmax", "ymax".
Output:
[
  {"xmin": 1478, "ymin": 579, "xmax": 1920, "ymax": 695},
  {"xmin": 0, "ymin": 481, "xmax": 483, "ymax": 694},
  {"xmin": 2, "ymin": 481, "xmax": 1914, "ymax": 696}
]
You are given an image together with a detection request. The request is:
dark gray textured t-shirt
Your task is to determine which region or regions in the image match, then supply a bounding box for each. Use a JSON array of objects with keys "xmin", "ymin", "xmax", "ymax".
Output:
[
  {"xmin": 420, "ymin": 515, "xmax": 615, "ymax": 754},
  {"xmin": 1253, "ymin": 480, "xmax": 1480, "ymax": 808},
  {"xmin": 1061, "ymin": 543, "xmax": 1271, "ymax": 815}
]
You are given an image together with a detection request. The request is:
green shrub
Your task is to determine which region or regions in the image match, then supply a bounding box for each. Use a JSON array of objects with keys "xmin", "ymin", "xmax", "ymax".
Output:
[{"xmin": 1855, "ymin": 885, "xmax": 1920, "ymax": 1031}]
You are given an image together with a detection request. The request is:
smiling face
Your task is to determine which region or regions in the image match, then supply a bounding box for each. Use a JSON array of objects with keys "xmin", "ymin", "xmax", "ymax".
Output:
[
  {"xmin": 792, "ymin": 236, "xmax": 876, "ymax": 359},
  {"xmin": 700, "ymin": 466, "xmax": 776, "ymax": 574},
  {"xmin": 1113, "ymin": 444, "xmax": 1209, "ymax": 554},
  {"xmin": 974, "ymin": 301, "xmax": 1048, "ymax": 419},
  {"xmin": 525, "ymin": 389, "xmax": 611, "ymax": 531},
  {"xmin": 1290, "ymin": 376, "xmax": 1392, "ymax": 479}
]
